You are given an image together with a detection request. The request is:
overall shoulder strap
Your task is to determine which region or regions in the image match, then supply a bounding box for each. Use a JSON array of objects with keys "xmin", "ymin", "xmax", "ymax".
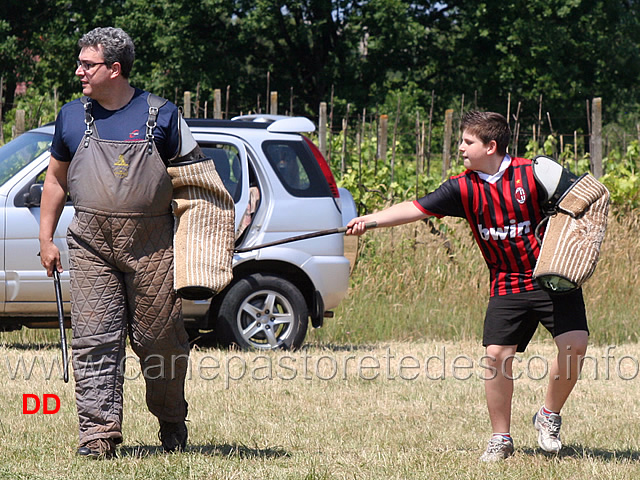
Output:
[
  {"xmin": 147, "ymin": 93, "xmax": 168, "ymax": 109},
  {"xmin": 80, "ymin": 96, "xmax": 95, "ymax": 147},
  {"xmin": 532, "ymin": 155, "xmax": 579, "ymax": 214},
  {"xmin": 146, "ymin": 93, "xmax": 169, "ymax": 154}
]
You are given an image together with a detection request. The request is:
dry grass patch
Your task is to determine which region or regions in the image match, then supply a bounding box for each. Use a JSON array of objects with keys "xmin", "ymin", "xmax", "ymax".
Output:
[{"xmin": 1, "ymin": 340, "xmax": 640, "ymax": 479}]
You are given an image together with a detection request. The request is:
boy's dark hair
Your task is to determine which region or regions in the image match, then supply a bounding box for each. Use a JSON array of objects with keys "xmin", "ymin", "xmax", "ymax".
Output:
[
  {"xmin": 79, "ymin": 27, "xmax": 135, "ymax": 79},
  {"xmin": 461, "ymin": 111, "xmax": 511, "ymax": 156}
]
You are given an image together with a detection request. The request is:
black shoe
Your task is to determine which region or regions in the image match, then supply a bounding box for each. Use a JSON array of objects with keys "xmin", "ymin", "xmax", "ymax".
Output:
[
  {"xmin": 158, "ymin": 420, "xmax": 188, "ymax": 452},
  {"xmin": 77, "ymin": 438, "xmax": 117, "ymax": 459}
]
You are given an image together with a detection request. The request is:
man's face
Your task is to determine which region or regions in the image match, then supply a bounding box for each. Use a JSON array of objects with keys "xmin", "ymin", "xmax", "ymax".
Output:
[
  {"xmin": 76, "ymin": 46, "xmax": 111, "ymax": 99},
  {"xmin": 459, "ymin": 130, "xmax": 493, "ymax": 173}
]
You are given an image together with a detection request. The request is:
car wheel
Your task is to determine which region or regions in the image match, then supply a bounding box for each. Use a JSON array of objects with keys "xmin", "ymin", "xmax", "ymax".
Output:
[{"xmin": 216, "ymin": 273, "xmax": 309, "ymax": 350}]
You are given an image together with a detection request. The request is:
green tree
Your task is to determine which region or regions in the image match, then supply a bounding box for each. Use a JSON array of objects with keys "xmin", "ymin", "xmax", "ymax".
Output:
[
  {"xmin": 1, "ymin": 1, "xmax": 67, "ymax": 107},
  {"xmin": 3, "ymin": 0, "xmax": 640, "ymax": 136},
  {"xmin": 2, "ymin": 0, "xmax": 129, "ymax": 104},
  {"xmin": 232, "ymin": 0, "xmax": 361, "ymax": 116},
  {"xmin": 353, "ymin": 1, "xmax": 450, "ymax": 107},
  {"xmin": 427, "ymin": 0, "xmax": 640, "ymax": 133},
  {"xmin": 114, "ymin": 0, "xmax": 240, "ymax": 108}
]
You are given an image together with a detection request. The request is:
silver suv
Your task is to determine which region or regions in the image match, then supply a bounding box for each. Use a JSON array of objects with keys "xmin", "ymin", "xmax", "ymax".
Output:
[{"xmin": 0, "ymin": 115, "xmax": 357, "ymax": 350}]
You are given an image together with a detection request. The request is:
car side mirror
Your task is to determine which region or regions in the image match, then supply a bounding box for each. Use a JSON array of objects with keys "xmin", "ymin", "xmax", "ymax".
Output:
[{"xmin": 24, "ymin": 183, "xmax": 43, "ymax": 207}]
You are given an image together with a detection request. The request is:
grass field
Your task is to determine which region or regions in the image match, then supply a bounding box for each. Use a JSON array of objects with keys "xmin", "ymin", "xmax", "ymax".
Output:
[
  {"xmin": 0, "ymin": 213, "xmax": 638, "ymax": 479},
  {"xmin": 1, "ymin": 341, "xmax": 640, "ymax": 479}
]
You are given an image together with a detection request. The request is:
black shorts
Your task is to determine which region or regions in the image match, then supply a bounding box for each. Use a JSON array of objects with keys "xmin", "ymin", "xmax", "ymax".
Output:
[{"xmin": 483, "ymin": 289, "xmax": 589, "ymax": 352}]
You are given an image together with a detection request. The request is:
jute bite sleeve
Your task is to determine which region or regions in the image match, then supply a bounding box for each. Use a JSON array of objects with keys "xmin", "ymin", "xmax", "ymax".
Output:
[
  {"xmin": 533, "ymin": 173, "xmax": 610, "ymax": 294},
  {"xmin": 168, "ymin": 157, "xmax": 235, "ymax": 300}
]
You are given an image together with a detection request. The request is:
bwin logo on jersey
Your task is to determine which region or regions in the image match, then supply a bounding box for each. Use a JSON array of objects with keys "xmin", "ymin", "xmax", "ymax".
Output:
[{"xmin": 477, "ymin": 219, "xmax": 531, "ymax": 241}]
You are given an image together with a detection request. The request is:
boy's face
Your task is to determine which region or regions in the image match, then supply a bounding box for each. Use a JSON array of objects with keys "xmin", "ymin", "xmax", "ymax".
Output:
[{"xmin": 459, "ymin": 130, "xmax": 496, "ymax": 174}]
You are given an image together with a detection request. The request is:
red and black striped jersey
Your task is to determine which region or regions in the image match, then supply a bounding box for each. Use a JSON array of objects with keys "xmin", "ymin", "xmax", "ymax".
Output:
[{"xmin": 414, "ymin": 156, "xmax": 545, "ymax": 297}]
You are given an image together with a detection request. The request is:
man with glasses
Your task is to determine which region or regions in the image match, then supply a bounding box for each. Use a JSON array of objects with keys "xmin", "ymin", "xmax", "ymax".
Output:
[{"xmin": 39, "ymin": 27, "xmax": 190, "ymax": 459}]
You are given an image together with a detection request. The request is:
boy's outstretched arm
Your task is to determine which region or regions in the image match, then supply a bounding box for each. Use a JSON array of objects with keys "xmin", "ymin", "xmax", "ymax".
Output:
[{"xmin": 346, "ymin": 201, "xmax": 428, "ymax": 236}]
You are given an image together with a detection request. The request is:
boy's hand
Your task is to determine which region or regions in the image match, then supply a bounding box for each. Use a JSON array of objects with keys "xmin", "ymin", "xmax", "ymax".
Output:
[
  {"xmin": 346, "ymin": 217, "xmax": 375, "ymax": 236},
  {"xmin": 346, "ymin": 201, "xmax": 426, "ymax": 235}
]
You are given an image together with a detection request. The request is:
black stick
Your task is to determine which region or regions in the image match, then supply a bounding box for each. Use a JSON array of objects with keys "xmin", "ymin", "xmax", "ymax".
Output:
[
  {"xmin": 53, "ymin": 270, "xmax": 69, "ymax": 383},
  {"xmin": 234, "ymin": 221, "xmax": 377, "ymax": 253}
]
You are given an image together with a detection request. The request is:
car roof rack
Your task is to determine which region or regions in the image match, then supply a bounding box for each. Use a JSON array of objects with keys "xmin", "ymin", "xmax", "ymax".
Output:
[
  {"xmin": 185, "ymin": 118, "xmax": 266, "ymax": 130},
  {"xmin": 186, "ymin": 115, "xmax": 315, "ymax": 134}
]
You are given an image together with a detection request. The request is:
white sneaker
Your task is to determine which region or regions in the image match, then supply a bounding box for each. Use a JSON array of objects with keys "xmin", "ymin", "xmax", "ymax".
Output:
[
  {"xmin": 480, "ymin": 436, "xmax": 514, "ymax": 462},
  {"xmin": 533, "ymin": 409, "xmax": 562, "ymax": 453}
]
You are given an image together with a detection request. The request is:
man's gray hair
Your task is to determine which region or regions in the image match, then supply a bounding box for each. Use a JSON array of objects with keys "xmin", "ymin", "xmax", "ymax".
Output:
[{"xmin": 78, "ymin": 27, "xmax": 135, "ymax": 78}]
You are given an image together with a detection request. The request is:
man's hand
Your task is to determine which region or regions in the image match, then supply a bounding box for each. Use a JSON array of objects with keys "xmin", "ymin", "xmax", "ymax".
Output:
[{"xmin": 40, "ymin": 240, "xmax": 62, "ymax": 277}]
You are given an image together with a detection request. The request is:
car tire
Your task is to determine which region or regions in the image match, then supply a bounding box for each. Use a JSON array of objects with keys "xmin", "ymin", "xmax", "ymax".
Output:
[{"xmin": 215, "ymin": 273, "xmax": 309, "ymax": 350}]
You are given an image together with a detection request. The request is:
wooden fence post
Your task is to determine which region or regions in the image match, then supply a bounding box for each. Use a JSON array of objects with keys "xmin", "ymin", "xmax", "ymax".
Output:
[
  {"xmin": 574, "ymin": 130, "xmax": 579, "ymax": 172},
  {"xmin": 358, "ymin": 108, "xmax": 365, "ymax": 185},
  {"xmin": 442, "ymin": 109, "xmax": 453, "ymax": 180},
  {"xmin": 53, "ymin": 86, "xmax": 58, "ymax": 121},
  {"xmin": 270, "ymin": 91, "xmax": 278, "ymax": 115},
  {"xmin": 454, "ymin": 94, "xmax": 464, "ymax": 167},
  {"xmin": 14, "ymin": 109, "xmax": 25, "ymax": 138},
  {"xmin": 341, "ymin": 103, "xmax": 350, "ymax": 174},
  {"xmin": 195, "ymin": 83, "xmax": 201, "ymax": 118},
  {"xmin": 225, "ymin": 85, "xmax": 230, "ymax": 119},
  {"xmin": 537, "ymin": 94, "xmax": 543, "ymax": 150},
  {"xmin": 213, "ymin": 89, "xmax": 222, "ymax": 119},
  {"xmin": 266, "ymin": 72, "xmax": 270, "ymax": 114},
  {"xmin": 183, "ymin": 91, "xmax": 191, "ymax": 118},
  {"xmin": 390, "ymin": 96, "xmax": 401, "ymax": 191},
  {"xmin": 289, "ymin": 86, "xmax": 294, "ymax": 115},
  {"xmin": 0, "ymin": 76, "xmax": 4, "ymax": 144},
  {"xmin": 415, "ymin": 113, "xmax": 421, "ymax": 198},
  {"xmin": 415, "ymin": 112, "xmax": 421, "ymax": 173},
  {"xmin": 590, "ymin": 97, "xmax": 603, "ymax": 178},
  {"xmin": 361, "ymin": 108, "xmax": 367, "ymax": 169},
  {"xmin": 328, "ymin": 86, "xmax": 335, "ymax": 163},
  {"xmin": 513, "ymin": 101, "xmax": 521, "ymax": 157},
  {"xmin": 318, "ymin": 102, "xmax": 327, "ymax": 157},
  {"xmin": 426, "ymin": 90, "xmax": 434, "ymax": 177},
  {"xmin": 378, "ymin": 114, "xmax": 388, "ymax": 165}
]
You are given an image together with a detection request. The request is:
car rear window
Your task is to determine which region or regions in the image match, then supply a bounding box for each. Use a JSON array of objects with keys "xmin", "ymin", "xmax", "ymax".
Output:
[
  {"xmin": 262, "ymin": 140, "xmax": 332, "ymax": 197},
  {"xmin": 199, "ymin": 143, "xmax": 242, "ymax": 202}
]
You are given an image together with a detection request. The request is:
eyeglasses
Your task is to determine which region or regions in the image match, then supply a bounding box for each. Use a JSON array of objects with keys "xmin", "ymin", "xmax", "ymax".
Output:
[{"xmin": 76, "ymin": 60, "xmax": 107, "ymax": 71}]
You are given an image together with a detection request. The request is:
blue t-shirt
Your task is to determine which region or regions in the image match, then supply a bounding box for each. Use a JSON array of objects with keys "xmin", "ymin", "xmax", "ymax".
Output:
[{"xmin": 51, "ymin": 88, "xmax": 180, "ymax": 163}]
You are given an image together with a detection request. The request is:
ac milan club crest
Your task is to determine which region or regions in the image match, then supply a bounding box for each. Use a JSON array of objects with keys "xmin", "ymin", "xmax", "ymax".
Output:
[{"xmin": 515, "ymin": 187, "xmax": 527, "ymax": 204}]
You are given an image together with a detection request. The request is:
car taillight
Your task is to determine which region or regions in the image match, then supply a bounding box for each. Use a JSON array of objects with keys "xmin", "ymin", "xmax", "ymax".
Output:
[{"xmin": 303, "ymin": 136, "xmax": 340, "ymax": 198}]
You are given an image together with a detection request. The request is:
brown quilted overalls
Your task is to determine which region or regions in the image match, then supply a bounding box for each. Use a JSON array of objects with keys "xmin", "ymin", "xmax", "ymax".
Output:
[{"xmin": 67, "ymin": 97, "xmax": 189, "ymax": 447}]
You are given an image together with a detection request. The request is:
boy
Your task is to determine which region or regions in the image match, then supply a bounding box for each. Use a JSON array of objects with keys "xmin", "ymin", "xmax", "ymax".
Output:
[{"xmin": 346, "ymin": 111, "xmax": 589, "ymax": 461}]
